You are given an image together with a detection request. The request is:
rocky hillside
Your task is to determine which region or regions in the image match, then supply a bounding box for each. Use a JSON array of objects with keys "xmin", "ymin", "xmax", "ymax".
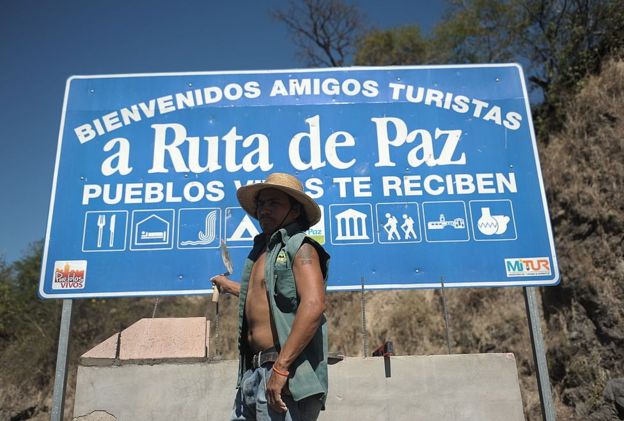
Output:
[{"xmin": 540, "ymin": 58, "xmax": 624, "ymax": 419}]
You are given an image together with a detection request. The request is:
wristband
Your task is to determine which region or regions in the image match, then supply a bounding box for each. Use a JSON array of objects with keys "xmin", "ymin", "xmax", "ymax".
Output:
[{"xmin": 272, "ymin": 366, "xmax": 289, "ymax": 377}]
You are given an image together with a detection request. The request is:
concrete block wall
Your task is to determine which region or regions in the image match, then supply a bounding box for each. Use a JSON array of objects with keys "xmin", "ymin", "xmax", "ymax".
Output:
[{"xmin": 73, "ymin": 318, "xmax": 525, "ymax": 420}]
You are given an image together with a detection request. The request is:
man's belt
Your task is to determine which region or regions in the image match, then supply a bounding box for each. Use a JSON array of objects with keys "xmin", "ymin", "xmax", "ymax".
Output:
[{"xmin": 251, "ymin": 347, "xmax": 279, "ymax": 369}]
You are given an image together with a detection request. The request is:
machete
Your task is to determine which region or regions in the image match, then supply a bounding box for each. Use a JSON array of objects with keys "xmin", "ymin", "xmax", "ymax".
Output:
[{"xmin": 213, "ymin": 239, "xmax": 234, "ymax": 337}]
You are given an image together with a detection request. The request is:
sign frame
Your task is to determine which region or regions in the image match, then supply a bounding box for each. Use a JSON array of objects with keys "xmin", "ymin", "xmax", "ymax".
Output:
[{"xmin": 39, "ymin": 64, "xmax": 560, "ymax": 299}]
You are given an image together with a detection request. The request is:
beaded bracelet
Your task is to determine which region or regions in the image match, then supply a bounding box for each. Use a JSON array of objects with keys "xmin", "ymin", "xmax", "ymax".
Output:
[{"xmin": 272, "ymin": 366, "xmax": 289, "ymax": 377}]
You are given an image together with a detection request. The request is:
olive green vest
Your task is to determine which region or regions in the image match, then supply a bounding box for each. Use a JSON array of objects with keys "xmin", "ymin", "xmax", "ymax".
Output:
[{"xmin": 237, "ymin": 222, "xmax": 330, "ymax": 403}]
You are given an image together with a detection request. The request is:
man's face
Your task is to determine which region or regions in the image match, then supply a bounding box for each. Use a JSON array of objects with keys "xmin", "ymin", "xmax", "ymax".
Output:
[{"xmin": 256, "ymin": 188, "xmax": 300, "ymax": 234}]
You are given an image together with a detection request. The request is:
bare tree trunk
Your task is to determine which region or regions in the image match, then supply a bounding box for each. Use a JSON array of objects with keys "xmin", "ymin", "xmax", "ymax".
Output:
[{"xmin": 273, "ymin": 0, "xmax": 366, "ymax": 67}]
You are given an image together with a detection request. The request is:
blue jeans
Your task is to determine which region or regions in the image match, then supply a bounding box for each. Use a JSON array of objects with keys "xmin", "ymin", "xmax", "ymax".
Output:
[{"xmin": 231, "ymin": 365, "xmax": 323, "ymax": 421}]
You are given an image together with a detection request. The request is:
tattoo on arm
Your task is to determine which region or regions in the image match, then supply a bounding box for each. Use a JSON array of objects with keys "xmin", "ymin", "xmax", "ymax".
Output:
[{"xmin": 297, "ymin": 243, "xmax": 315, "ymax": 265}]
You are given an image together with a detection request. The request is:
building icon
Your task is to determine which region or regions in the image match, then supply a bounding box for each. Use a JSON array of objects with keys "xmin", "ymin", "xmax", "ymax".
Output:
[
  {"xmin": 427, "ymin": 214, "xmax": 465, "ymax": 230},
  {"xmin": 136, "ymin": 214, "xmax": 170, "ymax": 245},
  {"xmin": 130, "ymin": 209, "xmax": 175, "ymax": 250},
  {"xmin": 334, "ymin": 208, "xmax": 369, "ymax": 240},
  {"xmin": 422, "ymin": 201, "xmax": 470, "ymax": 243}
]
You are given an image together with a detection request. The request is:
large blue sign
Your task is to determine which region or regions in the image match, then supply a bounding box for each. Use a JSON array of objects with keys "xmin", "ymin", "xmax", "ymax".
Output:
[{"xmin": 39, "ymin": 65, "xmax": 559, "ymax": 298}]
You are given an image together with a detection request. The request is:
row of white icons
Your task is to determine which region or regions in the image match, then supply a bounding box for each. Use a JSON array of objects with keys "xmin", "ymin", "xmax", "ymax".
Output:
[
  {"xmin": 82, "ymin": 200, "xmax": 515, "ymax": 252},
  {"xmin": 328, "ymin": 201, "xmax": 515, "ymax": 245},
  {"xmin": 82, "ymin": 208, "xmax": 252, "ymax": 252},
  {"xmin": 424, "ymin": 209, "xmax": 510, "ymax": 235}
]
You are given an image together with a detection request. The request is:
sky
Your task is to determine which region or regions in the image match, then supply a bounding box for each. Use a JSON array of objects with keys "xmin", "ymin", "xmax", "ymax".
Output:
[{"xmin": 0, "ymin": 0, "xmax": 446, "ymax": 263}]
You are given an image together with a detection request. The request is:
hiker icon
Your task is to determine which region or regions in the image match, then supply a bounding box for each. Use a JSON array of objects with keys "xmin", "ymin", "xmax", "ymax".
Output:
[
  {"xmin": 376, "ymin": 203, "xmax": 421, "ymax": 244},
  {"xmin": 401, "ymin": 214, "xmax": 418, "ymax": 240},
  {"xmin": 383, "ymin": 213, "xmax": 401, "ymax": 240}
]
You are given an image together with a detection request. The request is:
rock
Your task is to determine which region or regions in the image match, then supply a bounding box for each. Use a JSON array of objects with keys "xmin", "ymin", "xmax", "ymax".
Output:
[{"xmin": 604, "ymin": 378, "xmax": 624, "ymax": 419}]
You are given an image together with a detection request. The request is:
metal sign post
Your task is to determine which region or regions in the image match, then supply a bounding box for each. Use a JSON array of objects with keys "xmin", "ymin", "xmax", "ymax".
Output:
[
  {"xmin": 51, "ymin": 299, "xmax": 73, "ymax": 421},
  {"xmin": 524, "ymin": 287, "xmax": 556, "ymax": 421},
  {"xmin": 440, "ymin": 277, "xmax": 453, "ymax": 354},
  {"xmin": 360, "ymin": 277, "xmax": 368, "ymax": 357}
]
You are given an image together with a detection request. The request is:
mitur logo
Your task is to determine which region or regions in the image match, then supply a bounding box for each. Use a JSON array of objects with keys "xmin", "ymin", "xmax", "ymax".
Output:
[
  {"xmin": 53, "ymin": 260, "xmax": 87, "ymax": 289},
  {"xmin": 505, "ymin": 257, "xmax": 551, "ymax": 277}
]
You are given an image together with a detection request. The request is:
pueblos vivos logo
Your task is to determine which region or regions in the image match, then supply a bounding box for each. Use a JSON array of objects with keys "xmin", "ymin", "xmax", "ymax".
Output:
[
  {"xmin": 53, "ymin": 260, "xmax": 87, "ymax": 289},
  {"xmin": 305, "ymin": 205, "xmax": 326, "ymax": 245},
  {"xmin": 505, "ymin": 257, "xmax": 551, "ymax": 277}
]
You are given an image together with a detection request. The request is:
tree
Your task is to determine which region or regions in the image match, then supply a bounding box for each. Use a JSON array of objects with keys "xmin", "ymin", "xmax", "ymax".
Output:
[
  {"xmin": 511, "ymin": 0, "xmax": 624, "ymax": 133},
  {"xmin": 354, "ymin": 26, "xmax": 430, "ymax": 66},
  {"xmin": 276, "ymin": 0, "xmax": 624, "ymax": 107},
  {"xmin": 430, "ymin": 0, "xmax": 516, "ymax": 64},
  {"xmin": 0, "ymin": 241, "xmax": 60, "ymax": 386},
  {"xmin": 273, "ymin": 0, "xmax": 366, "ymax": 67},
  {"xmin": 0, "ymin": 255, "xmax": 14, "ymax": 342},
  {"xmin": 431, "ymin": 0, "xmax": 624, "ymax": 134}
]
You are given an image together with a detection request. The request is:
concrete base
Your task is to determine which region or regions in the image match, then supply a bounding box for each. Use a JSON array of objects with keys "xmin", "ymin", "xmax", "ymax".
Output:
[
  {"xmin": 329, "ymin": 354, "xmax": 525, "ymax": 421},
  {"xmin": 73, "ymin": 318, "xmax": 525, "ymax": 420},
  {"xmin": 73, "ymin": 355, "xmax": 524, "ymax": 420},
  {"xmin": 74, "ymin": 361, "xmax": 238, "ymax": 420}
]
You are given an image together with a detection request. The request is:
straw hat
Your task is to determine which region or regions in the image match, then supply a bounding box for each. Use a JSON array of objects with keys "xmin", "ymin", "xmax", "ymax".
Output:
[{"xmin": 236, "ymin": 173, "xmax": 321, "ymax": 227}]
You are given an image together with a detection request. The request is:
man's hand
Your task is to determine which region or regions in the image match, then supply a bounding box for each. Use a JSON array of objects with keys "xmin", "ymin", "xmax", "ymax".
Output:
[
  {"xmin": 266, "ymin": 368, "xmax": 288, "ymax": 413},
  {"xmin": 210, "ymin": 275, "xmax": 240, "ymax": 297}
]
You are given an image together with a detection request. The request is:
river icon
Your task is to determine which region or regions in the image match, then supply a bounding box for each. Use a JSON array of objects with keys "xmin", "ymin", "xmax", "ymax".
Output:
[{"xmin": 177, "ymin": 208, "xmax": 221, "ymax": 249}]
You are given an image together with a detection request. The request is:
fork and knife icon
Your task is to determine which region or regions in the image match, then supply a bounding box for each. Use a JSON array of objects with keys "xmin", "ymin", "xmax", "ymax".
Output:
[{"xmin": 96, "ymin": 214, "xmax": 117, "ymax": 248}]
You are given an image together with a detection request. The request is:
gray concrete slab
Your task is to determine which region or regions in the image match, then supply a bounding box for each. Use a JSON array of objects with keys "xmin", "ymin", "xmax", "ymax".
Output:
[
  {"xmin": 328, "ymin": 354, "xmax": 525, "ymax": 421},
  {"xmin": 74, "ymin": 361, "xmax": 238, "ymax": 420},
  {"xmin": 73, "ymin": 354, "xmax": 525, "ymax": 420}
]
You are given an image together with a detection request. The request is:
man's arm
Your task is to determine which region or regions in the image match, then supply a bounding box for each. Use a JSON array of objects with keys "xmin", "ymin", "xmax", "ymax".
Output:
[
  {"xmin": 266, "ymin": 242, "xmax": 326, "ymax": 412},
  {"xmin": 210, "ymin": 275, "xmax": 240, "ymax": 296}
]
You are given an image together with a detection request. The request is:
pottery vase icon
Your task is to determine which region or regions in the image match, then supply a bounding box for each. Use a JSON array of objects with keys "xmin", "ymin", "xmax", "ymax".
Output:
[
  {"xmin": 477, "ymin": 207, "xmax": 498, "ymax": 235},
  {"xmin": 493, "ymin": 215, "xmax": 510, "ymax": 234}
]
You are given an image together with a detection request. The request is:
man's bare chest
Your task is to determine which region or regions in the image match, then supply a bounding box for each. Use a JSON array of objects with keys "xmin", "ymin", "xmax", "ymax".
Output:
[{"xmin": 247, "ymin": 252, "xmax": 267, "ymax": 297}]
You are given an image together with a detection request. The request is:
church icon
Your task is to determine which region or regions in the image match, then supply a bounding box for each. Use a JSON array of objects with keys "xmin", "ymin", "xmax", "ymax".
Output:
[
  {"xmin": 422, "ymin": 201, "xmax": 470, "ymax": 243},
  {"xmin": 329, "ymin": 204, "xmax": 374, "ymax": 246}
]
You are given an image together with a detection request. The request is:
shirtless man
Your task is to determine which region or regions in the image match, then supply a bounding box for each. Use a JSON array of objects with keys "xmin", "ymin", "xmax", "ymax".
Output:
[{"xmin": 212, "ymin": 173, "xmax": 330, "ymax": 420}]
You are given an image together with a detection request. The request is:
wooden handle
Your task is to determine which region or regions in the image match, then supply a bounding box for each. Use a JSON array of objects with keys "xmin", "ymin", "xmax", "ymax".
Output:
[{"xmin": 212, "ymin": 285, "xmax": 220, "ymax": 302}]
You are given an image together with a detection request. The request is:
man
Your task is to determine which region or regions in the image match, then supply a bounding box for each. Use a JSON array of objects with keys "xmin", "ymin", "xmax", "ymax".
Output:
[{"xmin": 211, "ymin": 173, "xmax": 330, "ymax": 421}]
